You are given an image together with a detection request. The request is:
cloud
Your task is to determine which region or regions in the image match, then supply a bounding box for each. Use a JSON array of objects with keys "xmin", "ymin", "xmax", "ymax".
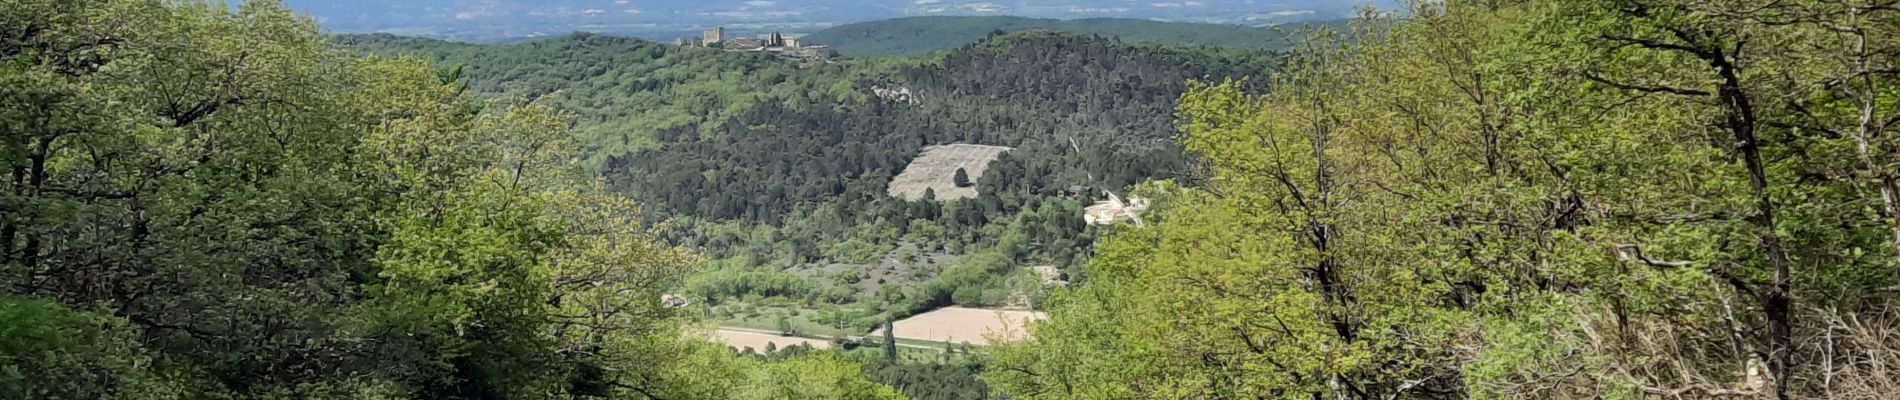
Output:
[
  {"xmin": 710, "ymin": 10, "xmax": 805, "ymax": 18},
  {"xmin": 906, "ymin": 1, "xmax": 1006, "ymax": 14},
  {"xmin": 744, "ymin": 0, "xmax": 776, "ymax": 7},
  {"xmin": 454, "ymin": 2, "xmax": 503, "ymax": 20},
  {"xmin": 1242, "ymin": 9, "xmax": 1315, "ymax": 20},
  {"xmin": 1149, "ymin": 2, "xmax": 1183, "ymax": 8}
]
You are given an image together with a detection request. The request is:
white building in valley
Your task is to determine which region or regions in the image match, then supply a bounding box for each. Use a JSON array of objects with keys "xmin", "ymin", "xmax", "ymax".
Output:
[{"xmin": 1083, "ymin": 191, "xmax": 1148, "ymax": 226}]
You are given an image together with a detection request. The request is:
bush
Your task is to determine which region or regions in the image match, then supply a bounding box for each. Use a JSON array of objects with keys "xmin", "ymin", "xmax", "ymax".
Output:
[{"xmin": 0, "ymin": 296, "xmax": 176, "ymax": 399}]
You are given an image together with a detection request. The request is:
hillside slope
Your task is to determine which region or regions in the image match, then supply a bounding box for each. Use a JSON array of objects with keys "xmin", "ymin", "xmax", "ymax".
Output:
[
  {"xmin": 802, "ymin": 16, "xmax": 1341, "ymax": 56},
  {"xmin": 337, "ymin": 32, "xmax": 865, "ymax": 168},
  {"xmin": 337, "ymin": 37, "xmax": 1282, "ymax": 387}
]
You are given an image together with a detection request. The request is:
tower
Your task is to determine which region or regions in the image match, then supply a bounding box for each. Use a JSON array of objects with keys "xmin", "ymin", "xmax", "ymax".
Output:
[{"xmin": 703, "ymin": 27, "xmax": 724, "ymax": 45}]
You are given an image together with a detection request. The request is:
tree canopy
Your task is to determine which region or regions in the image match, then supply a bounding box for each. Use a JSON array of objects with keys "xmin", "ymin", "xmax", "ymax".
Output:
[
  {"xmin": 988, "ymin": 1, "xmax": 1900, "ymax": 399},
  {"xmin": 0, "ymin": 1, "xmax": 905, "ymax": 398}
]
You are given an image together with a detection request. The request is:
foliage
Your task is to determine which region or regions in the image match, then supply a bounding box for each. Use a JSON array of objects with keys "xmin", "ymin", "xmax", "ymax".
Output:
[
  {"xmin": 988, "ymin": 1, "xmax": 1900, "ymax": 399},
  {"xmin": 869, "ymin": 361, "xmax": 993, "ymax": 400},
  {"xmin": 685, "ymin": 258, "xmax": 822, "ymax": 304},
  {"xmin": 741, "ymin": 352, "xmax": 910, "ymax": 400},
  {"xmin": 0, "ymin": 1, "xmax": 904, "ymax": 398},
  {"xmin": 337, "ymin": 32, "xmax": 867, "ymax": 169},
  {"xmin": 0, "ymin": 296, "xmax": 178, "ymax": 399}
]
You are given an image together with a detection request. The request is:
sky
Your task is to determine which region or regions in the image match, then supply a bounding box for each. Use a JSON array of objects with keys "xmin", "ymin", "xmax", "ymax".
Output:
[{"xmin": 278, "ymin": 0, "xmax": 1395, "ymax": 41}]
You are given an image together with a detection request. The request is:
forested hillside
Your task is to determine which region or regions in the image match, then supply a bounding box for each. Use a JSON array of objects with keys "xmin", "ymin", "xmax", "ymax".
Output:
[
  {"xmin": 26, "ymin": 1, "xmax": 1900, "ymax": 400},
  {"xmin": 344, "ymin": 29, "xmax": 1280, "ymax": 313},
  {"xmin": 0, "ymin": 1, "xmax": 905, "ymax": 398},
  {"xmin": 336, "ymin": 32, "xmax": 870, "ymax": 168},
  {"xmin": 334, "ymin": 22, "xmax": 1289, "ymax": 400},
  {"xmin": 802, "ymin": 16, "xmax": 1334, "ymax": 56}
]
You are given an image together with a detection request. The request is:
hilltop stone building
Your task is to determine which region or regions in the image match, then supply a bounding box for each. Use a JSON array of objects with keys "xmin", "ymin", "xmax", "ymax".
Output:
[{"xmin": 675, "ymin": 26, "xmax": 836, "ymax": 60}]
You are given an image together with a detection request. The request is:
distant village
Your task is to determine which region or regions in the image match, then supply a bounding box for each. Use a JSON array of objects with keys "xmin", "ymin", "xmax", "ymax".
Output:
[{"xmin": 676, "ymin": 27, "xmax": 836, "ymax": 60}]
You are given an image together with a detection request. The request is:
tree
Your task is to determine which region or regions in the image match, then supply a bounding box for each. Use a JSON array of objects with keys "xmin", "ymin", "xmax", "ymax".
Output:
[
  {"xmin": 740, "ymin": 352, "xmax": 909, "ymax": 400},
  {"xmin": 3, "ymin": 0, "xmax": 401, "ymax": 393},
  {"xmin": 883, "ymin": 320, "xmax": 899, "ymax": 363},
  {"xmin": 989, "ymin": 2, "xmax": 1900, "ymax": 399},
  {"xmin": 1537, "ymin": 1, "xmax": 1900, "ymax": 396},
  {"xmin": 0, "ymin": 296, "xmax": 173, "ymax": 399},
  {"xmin": 953, "ymin": 167, "xmax": 972, "ymax": 188}
]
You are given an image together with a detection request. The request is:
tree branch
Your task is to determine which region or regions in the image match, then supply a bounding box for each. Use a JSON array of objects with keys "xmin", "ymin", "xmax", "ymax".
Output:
[{"xmin": 1583, "ymin": 71, "xmax": 1712, "ymax": 97}]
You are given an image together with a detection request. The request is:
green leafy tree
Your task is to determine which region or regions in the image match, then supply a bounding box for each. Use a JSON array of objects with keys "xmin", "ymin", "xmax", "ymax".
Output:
[
  {"xmin": 990, "ymin": 2, "xmax": 1900, "ymax": 399},
  {"xmin": 0, "ymin": 1, "xmax": 813, "ymax": 398},
  {"xmin": 740, "ymin": 352, "xmax": 908, "ymax": 400},
  {"xmin": 0, "ymin": 296, "xmax": 177, "ymax": 399}
]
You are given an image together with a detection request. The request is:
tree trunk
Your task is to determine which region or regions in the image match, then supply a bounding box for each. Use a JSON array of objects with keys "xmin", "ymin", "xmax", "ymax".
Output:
[{"xmin": 1712, "ymin": 48, "xmax": 1794, "ymax": 400}]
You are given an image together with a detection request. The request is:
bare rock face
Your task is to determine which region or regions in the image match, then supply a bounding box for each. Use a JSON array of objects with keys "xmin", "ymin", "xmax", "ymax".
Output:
[
  {"xmin": 886, "ymin": 144, "xmax": 1012, "ymax": 201},
  {"xmin": 871, "ymin": 85, "xmax": 921, "ymax": 105}
]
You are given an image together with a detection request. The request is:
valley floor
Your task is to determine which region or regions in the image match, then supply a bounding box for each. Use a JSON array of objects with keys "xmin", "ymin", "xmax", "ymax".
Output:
[{"xmin": 869, "ymin": 307, "xmax": 1046, "ymax": 345}]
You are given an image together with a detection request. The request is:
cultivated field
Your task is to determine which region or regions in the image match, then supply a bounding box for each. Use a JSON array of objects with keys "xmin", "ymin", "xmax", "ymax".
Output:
[
  {"xmin": 706, "ymin": 328, "xmax": 833, "ymax": 351},
  {"xmin": 870, "ymin": 306, "xmax": 1047, "ymax": 345},
  {"xmin": 887, "ymin": 144, "xmax": 1013, "ymax": 201}
]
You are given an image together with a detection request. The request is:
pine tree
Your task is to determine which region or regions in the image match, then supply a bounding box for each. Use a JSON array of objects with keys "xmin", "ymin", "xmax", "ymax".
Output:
[{"xmin": 953, "ymin": 167, "xmax": 973, "ymax": 187}]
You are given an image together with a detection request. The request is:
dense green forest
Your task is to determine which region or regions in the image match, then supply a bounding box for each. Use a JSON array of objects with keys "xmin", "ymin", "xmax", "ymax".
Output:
[
  {"xmin": 15, "ymin": 0, "xmax": 1900, "ymax": 399},
  {"xmin": 801, "ymin": 16, "xmax": 1336, "ymax": 57},
  {"xmin": 0, "ymin": 1, "xmax": 907, "ymax": 398}
]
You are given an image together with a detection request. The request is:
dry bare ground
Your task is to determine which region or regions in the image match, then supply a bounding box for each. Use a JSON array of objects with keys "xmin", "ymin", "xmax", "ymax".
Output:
[
  {"xmin": 887, "ymin": 144, "xmax": 1012, "ymax": 201},
  {"xmin": 704, "ymin": 328, "xmax": 833, "ymax": 351},
  {"xmin": 870, "ymin": 306, "xmax": 1046, "ymax": 345}
]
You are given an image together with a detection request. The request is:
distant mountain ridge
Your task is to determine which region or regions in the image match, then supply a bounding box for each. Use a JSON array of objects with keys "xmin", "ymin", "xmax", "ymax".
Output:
[
  {"xmin": 801, "ymin": 16, "xmax": 1344, "ymax": 56},
  {"xmin": 281, "ymin": 0, "xmax": 1386, "ymax": 43}
]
